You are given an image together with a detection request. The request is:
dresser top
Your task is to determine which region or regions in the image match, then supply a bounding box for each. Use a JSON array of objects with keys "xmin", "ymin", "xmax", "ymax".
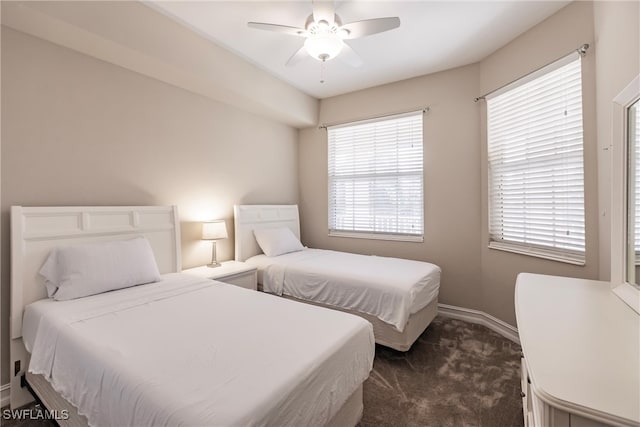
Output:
[{"xmin": 516, "ymin": 273, "xmax": 639, "ymax": 426}]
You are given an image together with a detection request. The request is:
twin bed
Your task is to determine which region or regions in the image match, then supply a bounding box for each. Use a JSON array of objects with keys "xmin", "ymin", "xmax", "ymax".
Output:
[
  {"xmin": 10, "ymin": 204, "xmax": 440, "ymax": 426},
  {"xmin": 234, "ymin": 205, "xmax": 441, "ymax": 352},
  {"xmin": 10, "ymin": 206, "xmax": 373, "ymax": 426}
]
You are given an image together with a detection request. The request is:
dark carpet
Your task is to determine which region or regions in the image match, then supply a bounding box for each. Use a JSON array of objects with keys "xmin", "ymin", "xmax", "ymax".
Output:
[
  {"xmin": 360, "ymin": 317, "xmax": 523, "ymax": 427},
  {"xmin": 1, "ymin": 317, "xmax": 523, "ymax": 427}
]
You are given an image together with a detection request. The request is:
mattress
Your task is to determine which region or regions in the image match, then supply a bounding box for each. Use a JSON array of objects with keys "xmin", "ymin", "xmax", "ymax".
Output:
[
  {"xmin": 246, "ymin": 248, "xmax": 440, "ymax": 332},
  {"xmin": 23, "ymin": 273, "xmax": 375, "ymax": 427}
]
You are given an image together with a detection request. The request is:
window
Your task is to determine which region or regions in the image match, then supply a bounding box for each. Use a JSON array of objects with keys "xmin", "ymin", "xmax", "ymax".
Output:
[
  {"xmin": 487, "ymin": 53, "xmax": 585, "ymax": 264},
  {"xmin": 328, "ymin": 111, "xmax": 423, "ymax": 241},
  {"xmin": 630, "ymin": 99, "xmax": 640, "ymax": 261}
]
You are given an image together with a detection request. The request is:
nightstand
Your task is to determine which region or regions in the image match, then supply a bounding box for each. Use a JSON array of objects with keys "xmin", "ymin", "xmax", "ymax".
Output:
[{"xmin": 183, "ymin": 261, "xmax": 257, "ymax": 290}]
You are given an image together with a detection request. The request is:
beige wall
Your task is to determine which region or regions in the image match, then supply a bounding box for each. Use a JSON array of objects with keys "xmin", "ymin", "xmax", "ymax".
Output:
[
  {"xmin": 594, "ymin": 0, "xmax": 640, "ymax": 281},
  {"xmin": 478, "ymin": 1, "xmax": 599, "ymax": 325},
  {"xmin": 299, "ymin": 64, "xmax": 484, "ymax": 315},
  {"xmin": 0, "ymin": 27, "xmax": 299, "ymax": 385},
  {"xmin": 1, "ymin": 1, "xmax": 318, "ymax": 128}
]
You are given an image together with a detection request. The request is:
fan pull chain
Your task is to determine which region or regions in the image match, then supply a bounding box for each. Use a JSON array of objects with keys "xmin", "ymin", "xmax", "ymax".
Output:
[{"xmin": 320, "ymin": 60, "xmax": 326, "ymax": 84}]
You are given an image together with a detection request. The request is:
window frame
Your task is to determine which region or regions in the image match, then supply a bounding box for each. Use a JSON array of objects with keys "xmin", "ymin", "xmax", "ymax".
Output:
[
  {"xmin": 327, "ymin": 111, "xmax": 425, "ymax": 242},
  {"xmin": 630, "ymin": 100, "xmax": 640, "ymax": 265}
]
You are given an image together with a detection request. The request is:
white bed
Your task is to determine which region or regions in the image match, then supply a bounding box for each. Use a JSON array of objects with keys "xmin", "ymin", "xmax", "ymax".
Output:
[
  {"xmin": 10, "ymin": 206, "xmax": 374, "ymax": 427},
  {"xmin": 234, "ymin": 205, "xmax": 441, "ymax": 351}
]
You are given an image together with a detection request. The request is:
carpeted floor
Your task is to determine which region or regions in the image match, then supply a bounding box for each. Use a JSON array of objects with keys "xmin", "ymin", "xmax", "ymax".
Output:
[
  {"xmin": 2, "ymin": 317, "xmax": 523, "ymax": 427},
  {"xmin": 360, "ymin": 317, "xmax": 524, "ymax": 427}
]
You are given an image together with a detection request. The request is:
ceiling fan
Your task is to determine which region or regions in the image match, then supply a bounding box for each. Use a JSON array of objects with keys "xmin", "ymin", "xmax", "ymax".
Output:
[{"xmin": 247, "ymin": 1, "xmax": 400, "ymax": 67}]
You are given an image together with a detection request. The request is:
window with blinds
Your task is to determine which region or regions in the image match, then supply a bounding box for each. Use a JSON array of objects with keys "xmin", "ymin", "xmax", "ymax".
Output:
[
  {"xmin": 328, "ymin": 111, "xmax": 424, "ymax": 241},
  {"xmin": 487, "ymin": 53, "xmax": 585, "ymax": 264},
  {"xmin": 630, "ymin": 100, "xmax": 640, "ymax": 259}
]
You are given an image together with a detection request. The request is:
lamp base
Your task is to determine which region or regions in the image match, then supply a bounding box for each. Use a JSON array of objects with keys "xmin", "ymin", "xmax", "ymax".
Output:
[{"xmin": 207, "ymin": 241, "xmax": 222, "ymax": 268}]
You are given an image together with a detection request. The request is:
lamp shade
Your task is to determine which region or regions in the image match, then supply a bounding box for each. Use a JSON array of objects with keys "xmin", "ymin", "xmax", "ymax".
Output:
[{"xmin": 202, "ymin": 220, "xmax": 228, "ymax": 240}]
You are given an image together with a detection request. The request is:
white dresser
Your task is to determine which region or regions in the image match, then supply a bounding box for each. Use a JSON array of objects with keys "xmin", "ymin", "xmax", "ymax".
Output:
[{"xmin": 516, "ymin": 273, "xmax": 639, "ymax": 427}]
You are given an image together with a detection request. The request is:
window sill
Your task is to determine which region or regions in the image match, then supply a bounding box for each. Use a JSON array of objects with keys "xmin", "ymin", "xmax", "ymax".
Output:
[
  {"xmin": 488, "ymin": 241, "xmax": 585, "ymax": 266},
  {"xmin": 329, "ymin": 230, "xmax": 424, "ymax": 243}
]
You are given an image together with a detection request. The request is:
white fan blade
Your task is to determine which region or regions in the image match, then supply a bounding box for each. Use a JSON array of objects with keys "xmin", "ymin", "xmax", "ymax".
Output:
[
  {"xmin": 339, "ymin": 17, "xmax": 400, "ymax": 39},
  {"xmin": 247, "ymin": 22, "xmax": 307, "ymax": 37},
  {"xmin": 312, "ymin": 1, "xmax": 335, "ymax": 26},
  {"xmin": 338, "ymin": 42, "xmax": 363, "ymax": 68},
  {"xmin": 286, "ymin": 46, "xmax": 309, "ymax": 66}
]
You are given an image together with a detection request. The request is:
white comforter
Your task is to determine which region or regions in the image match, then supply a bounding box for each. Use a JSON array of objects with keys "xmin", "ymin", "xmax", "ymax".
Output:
[
  {"xmin": 24, "ymin": 273, "xmax": 374, "ymax": 427},
  {"xmin": 246, "ymin": 249, "xmax": 441, "ymax": 332}
]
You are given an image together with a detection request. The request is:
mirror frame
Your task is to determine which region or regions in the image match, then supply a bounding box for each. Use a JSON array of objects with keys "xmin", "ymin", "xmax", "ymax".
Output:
[{"xmin": 611, "ymin": 73, "xmax": 640, "ymax": 314}]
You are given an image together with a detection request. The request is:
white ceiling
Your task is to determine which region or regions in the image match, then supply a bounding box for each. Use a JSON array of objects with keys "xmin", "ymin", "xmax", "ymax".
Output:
[{"xmin": 148, "ymin": 1, "xmax": 570, "ymax": 99}]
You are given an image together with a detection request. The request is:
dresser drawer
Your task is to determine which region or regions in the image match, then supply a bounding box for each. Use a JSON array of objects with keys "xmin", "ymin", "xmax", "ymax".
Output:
[
  {"xmin": 521, "ymin": 354, "xmax": 529, "ymax": 426},
  {"xmin": 521, "ymin": 354, "xmax": 528, "ymax": 392}
]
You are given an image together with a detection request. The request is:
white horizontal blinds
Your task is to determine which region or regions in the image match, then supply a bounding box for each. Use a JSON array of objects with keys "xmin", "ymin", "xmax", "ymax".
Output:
[
  {"xmin": 487, "ymin": 54, "xmax": 585, "ymax": 259},
  {"xmin": 328, "ymin": 111, "xmax": 424, "ymax": 237}
]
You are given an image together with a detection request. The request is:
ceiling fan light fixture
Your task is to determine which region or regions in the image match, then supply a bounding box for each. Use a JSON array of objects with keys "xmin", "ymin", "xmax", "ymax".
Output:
[
  {"xmin": 337, "ymin": 28, "xmax": 350, "ymax": 38},
  {"xmin": 304, "ymin": 33, "xmax": 344, "ymax": 61},
  {"xmin": 317, "ymin": 20, "xmax": 330, "ymax": 31},
  {"xmin": 247, "ymin": 2, "xmax": 400, "ymax": 68}
]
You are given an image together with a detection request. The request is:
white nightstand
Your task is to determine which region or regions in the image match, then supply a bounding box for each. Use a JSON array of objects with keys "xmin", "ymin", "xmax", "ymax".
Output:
[{"xmin": 183, "ymin": 261, "xmax": 257, "ymax": 290}]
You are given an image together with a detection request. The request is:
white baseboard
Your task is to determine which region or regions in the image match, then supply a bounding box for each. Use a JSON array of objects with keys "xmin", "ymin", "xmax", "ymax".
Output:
[
  {"xmin": 1, "ymin": 383, "xmax": 10, "ymax": 408},
  {"xmin": 437, "ymin": 303, "xmax": 520, "ymax": 344}
]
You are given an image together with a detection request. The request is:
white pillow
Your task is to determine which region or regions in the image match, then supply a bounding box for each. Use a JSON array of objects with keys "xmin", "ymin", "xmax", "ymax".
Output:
[
  {"xmin": 253, "ymin": 227, "xmax": 303, "ymax": 257},
  {"xmin": 39, "ymin": 237, "xmax": 162, "ymax": 301}
]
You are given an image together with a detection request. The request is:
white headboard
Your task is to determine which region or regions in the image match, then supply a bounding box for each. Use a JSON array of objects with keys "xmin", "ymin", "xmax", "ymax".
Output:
[
  {"xmin": 10, "ymin": 205, "xmax": 181, "ymax": 339},
  {"xmin": 234, "ymin": 205, "xmax": 300, "ymax": 261}
]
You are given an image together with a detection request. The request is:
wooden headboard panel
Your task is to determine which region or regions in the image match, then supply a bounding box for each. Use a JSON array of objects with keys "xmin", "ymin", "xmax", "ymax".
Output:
[
  {"xmin": 233, "ymin": 205, "xmax": 300, "ymax": 261},
  {"xmin": 9, "ymin": 205, "xmax": 181, "ymax": 409},
  {"xmin": 10, "ymin": 205, "xmax": 181, "ymax": 339}
]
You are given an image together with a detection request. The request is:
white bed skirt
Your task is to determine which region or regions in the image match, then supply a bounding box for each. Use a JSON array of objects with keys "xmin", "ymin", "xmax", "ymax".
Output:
[{"xmin": 279, "ymin": 294, "xmax": 438, "ymax": 351}]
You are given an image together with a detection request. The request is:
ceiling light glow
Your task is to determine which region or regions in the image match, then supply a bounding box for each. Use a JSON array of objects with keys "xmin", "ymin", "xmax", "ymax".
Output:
[{"xmin": 304, "ymin": 32, "xmax": 344, "ymax": 61}]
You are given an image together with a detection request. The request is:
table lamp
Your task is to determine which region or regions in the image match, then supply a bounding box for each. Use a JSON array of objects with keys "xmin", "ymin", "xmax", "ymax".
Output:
[{"xmin": 202, "ymin": 220, "xmax": 228, "ymax": 268}]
